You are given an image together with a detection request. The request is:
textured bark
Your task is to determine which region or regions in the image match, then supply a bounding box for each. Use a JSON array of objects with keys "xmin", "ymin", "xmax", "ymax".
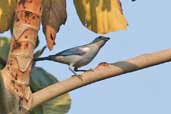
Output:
[
  {"xmin": 31, "ymin": 49, "xmax": 171, "ymax": 110},
  {"xmin": 1, "ymin": 0, "xmax": 42, "ymax": 114}
]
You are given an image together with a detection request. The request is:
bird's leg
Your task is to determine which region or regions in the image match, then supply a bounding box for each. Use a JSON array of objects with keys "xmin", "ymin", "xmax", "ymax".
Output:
[
  {"xmin": 68, "ymin": 65, "xmax": 83, "ymax": 80},
  {"xmin": 74, "ymin": 68, "xmax": 94, "ymax": 72},
  {"xmin": 69, "ymin": 65, "xmax": 78, "ymax": 75},
  {"xmin": 74, "ymin": 68, "xmax": 87, "ymax": 72}
]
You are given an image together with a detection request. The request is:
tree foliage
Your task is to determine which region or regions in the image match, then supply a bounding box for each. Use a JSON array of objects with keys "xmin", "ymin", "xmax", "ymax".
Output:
[
  {"xmin": 0, "ymin": 0, "xmax": 130, "ymax": 113},
  {"xmin": 0, "ymin": 37, "xmax": 71, "ymax": 114}
]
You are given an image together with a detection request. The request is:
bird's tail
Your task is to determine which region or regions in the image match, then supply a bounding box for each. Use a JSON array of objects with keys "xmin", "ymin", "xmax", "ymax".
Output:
[{"xmin": 34, "ymin": 57, "xmax": 50, "ymax": 62}]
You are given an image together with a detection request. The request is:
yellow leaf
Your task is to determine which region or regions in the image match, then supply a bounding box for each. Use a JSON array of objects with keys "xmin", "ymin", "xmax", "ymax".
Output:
[
  {"xmin": 74, "ymin": 0, "xmax": 128, "ymax": 34},
  {"xmin": 0, "ymin": 0, "xmax": 17, "ymax": 33}
]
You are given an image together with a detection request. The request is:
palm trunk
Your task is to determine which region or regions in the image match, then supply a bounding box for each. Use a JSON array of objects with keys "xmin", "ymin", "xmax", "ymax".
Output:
[{"xmin": 1, "ymin": 0, "xmax": 42, "ymax": 113}]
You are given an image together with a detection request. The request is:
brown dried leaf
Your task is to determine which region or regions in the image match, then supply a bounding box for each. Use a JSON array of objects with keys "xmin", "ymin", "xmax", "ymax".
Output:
[
  {"xmin": 42, "ymin": 0, "xmax": 67, "ymax": 50},
  {"xmin": 44, "ymin": 25, "xmax": 56, "ymax": 50}
]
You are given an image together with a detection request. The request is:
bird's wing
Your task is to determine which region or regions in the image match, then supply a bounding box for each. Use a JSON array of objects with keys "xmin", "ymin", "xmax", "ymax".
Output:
[{"xmin": 55, "ymin": 46, "xmax": 89, "ymax": 56}]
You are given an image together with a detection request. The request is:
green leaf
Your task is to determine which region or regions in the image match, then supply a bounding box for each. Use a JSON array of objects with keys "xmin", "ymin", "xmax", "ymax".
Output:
[
  {"xmin": 34, "ymin": 46, "xmax": 46, "ymax": 59},
  {"xmin": 43, "ymin": 94, "xmax": 71, "ymax": 114},
  {"xmin": 30, "ymin": 106, "xmax": 43, "ymax": 114},
  {"xmin": 35, "ymin": 36, "xmax": 40, "ymax": 48},
  {"xmin": 30, "ymin": 67, "xmax": 71, "ymax": 114},
  {"xmin": 0, "ymin": 37, "xmax": 10, "ymax": 69},
  {"xmin": 0, "ymin": 71, "xmax": 7, "ymax": 114},
  {"xmin": 0, "ymin": 37, "xmax": 10, "ymax": 60}
]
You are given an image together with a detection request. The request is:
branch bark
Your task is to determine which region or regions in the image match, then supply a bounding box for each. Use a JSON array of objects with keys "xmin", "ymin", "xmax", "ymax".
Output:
[{"xmin": 31, "ymin": 48, "xmax": 171, "ymax": 110}]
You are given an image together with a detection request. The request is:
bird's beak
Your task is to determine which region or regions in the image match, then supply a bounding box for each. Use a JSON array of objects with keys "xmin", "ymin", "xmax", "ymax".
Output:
[{"xmin": 105, "ymin": 37, "xmax": 110, "ymax": 41}]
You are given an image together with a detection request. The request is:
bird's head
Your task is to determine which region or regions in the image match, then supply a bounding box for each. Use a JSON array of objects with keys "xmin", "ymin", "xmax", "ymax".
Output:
[
  {"xmin": 91, "ymin": 36, "xmax": 110, "ymax": 47},
  {"xmin": 92, "ymin": 36, "xmax": 110, "ymax": 43}
]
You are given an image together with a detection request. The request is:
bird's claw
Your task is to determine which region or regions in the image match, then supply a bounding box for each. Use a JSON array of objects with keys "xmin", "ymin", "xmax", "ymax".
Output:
[
  {"xmin": 87, "ymin": 68, "xmax": 94, "ymax": 72},
  {"xmin": 72, "ymin": 74, "xmax": 83, "ymax": 81}
]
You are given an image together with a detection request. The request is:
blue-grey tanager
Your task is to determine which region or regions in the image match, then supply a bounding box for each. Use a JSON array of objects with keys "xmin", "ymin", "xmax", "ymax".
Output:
[{"xmin": 35, "ymin": 36, "xmax": 110, "ymax": 75}]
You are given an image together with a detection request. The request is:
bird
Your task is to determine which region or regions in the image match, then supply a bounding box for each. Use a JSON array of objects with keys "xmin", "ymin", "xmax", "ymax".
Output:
[{"xmin": 34, "ymin": 36, "xmax": 110, "ymax": 76}]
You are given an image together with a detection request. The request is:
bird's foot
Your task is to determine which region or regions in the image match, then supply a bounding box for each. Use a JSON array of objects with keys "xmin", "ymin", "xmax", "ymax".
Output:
[
  {"xmin": 72, "ymin": 74, "xmax": 83, "ymax": 81},
  {"xmin": 87, "ymin": 68, "xmax": 94, "ymax": 72}
]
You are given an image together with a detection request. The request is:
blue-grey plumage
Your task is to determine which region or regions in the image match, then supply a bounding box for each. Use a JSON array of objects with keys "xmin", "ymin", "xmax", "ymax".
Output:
[{"xmin": 35, "ymin": 36, "xmax": 110, "ymax": 75}]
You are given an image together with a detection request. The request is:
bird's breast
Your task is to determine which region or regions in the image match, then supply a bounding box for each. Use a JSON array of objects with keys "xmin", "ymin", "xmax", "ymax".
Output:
[
  {"xmin": 54, "ymin": 56, "xmax": 65, "ymax": 62},
  {"xmin": 81, "ymin": 47, "xmax": 90, "ymax": 52},
  {"xmin": 74, "ymin": 46, "xmax": 99, "ymax": 67}
]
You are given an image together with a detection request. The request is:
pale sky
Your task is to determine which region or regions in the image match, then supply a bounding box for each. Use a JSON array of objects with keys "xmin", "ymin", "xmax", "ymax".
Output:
[{"xmin": 1, "ymin": 0, "xmax": 171, "ymax": 114}]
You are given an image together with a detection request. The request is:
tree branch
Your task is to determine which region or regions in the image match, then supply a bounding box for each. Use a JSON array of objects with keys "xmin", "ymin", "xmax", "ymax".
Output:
[{"xmin": 31, "ymin": 49, "xmax": 171, "ymax": 110}]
